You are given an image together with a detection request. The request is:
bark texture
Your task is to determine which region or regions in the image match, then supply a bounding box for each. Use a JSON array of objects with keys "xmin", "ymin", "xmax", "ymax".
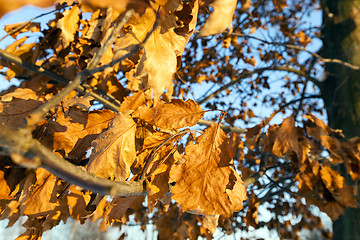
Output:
[{"xmin": 320, "ymin": 0, "xmax": 360, "ymax": 239}]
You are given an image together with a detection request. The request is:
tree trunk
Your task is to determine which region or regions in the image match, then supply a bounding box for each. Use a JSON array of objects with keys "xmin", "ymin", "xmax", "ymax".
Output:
[{"xmin": 320, "ymin": 0, "xmax": 360, "ymax": 239}]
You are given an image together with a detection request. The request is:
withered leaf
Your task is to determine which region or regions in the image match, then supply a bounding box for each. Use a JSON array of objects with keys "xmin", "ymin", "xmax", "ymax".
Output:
[
  {"xmin": 0, "ymin": 88, "xmax": 45, "ymax": 127},
  {"xmin": 55, "ymin": 5, "xmax": 80, "ymax": 51},
  {"xmin": 40, "ymin": 108, "xmax": 115, "ymax": 160},
  {"xmin": 19, "ymin": 169, "xmax": 61, "ymax": 216},
  {"xmin": 114, "ymin": 0, "xmax": 198, "ymax": 99},
  {"xmin": 108, "ymin": 195, "xmax": 145, "ymax": 222},
  {"xmin": 169, "ymin": 124, "xmax": 246, "ymax": 217},
  {"xmin": 87, "ymin": 112, "xmax": 136, "ymax": 181},
  {"xmin": 198, "ymin": 0, "xmax": 237, "ymax": 37},
  {"xmin": 133, "ymin": 99, "xmax": 204, "ymax": 129}
]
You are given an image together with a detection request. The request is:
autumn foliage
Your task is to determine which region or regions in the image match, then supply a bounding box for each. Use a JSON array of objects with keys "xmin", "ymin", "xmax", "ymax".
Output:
[{"xmin": 0, "ymin": 0, "xmax": 359, "ymax": 239}]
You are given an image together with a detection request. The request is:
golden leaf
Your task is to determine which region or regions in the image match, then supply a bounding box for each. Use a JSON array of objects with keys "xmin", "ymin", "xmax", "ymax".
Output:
[
  {"xmin": 55, "ymin": 5, "xmax": 80, "ymax": 51},
  {"xmin": 169, "ymin": 124, "xmax": 247, "ymax": 217},
  {"xmin": 40, "ymin": 108, "xmax": 115, "ymax": 160},
  {"xmin": 198, "ymin": 0, "xmax": 237, "ymax": 37},
  {"xmin": 20, "ymin": 169, "xmax": 61, "ymax": 216},
  {"xmin": 4, "ymin": 22, "xmax": 41, "ymax": 38},
  {"xmin": 87, "ymin": 112, "xmax": 136, "ymax": 181},
  {"xmin": 114, "ymin": 0, "xmax": 198, "ymax": 99}
]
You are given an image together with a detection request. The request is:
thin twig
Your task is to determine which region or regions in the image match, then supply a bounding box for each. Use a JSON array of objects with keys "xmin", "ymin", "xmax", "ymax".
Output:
[
  {"xmin": 197, "ymin": 119, "xmax": 247, "ymax": 134},
  {"xmin": 140, "ymin": 129, "xmax": 193, "ymax": 180},
  {"xmin": 0, "ymin": 4, "xmax": 71, "ymax": 42},
  {"xmin": 0, "ymin": 49, "xmax": 119, "ymax": 111},
  {"xmin": 230, "ymin": 32, "xmax": 360, "ymax": 71},
  {"xmin": 198, "ymin": 65, "xmax": 318, "ymax": 105}
]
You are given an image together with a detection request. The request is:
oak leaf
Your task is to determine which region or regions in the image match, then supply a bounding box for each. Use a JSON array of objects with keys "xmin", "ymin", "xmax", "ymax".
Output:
[
  {"xmin": 19, "ymin": 169, "xmax": 61, "ymax": 216},
  {"xmin": 0, "ymin": 88, "xmax": 45, "ymax": 127},
  {"xmin": 133, "ymin": 99, "xmax": 204, "ymax": 129},
  {"xmin": 87, "ymin": 112, "xmax": 136, "ymax": 181},
  {"xmin": 55, "ymin": 5, "xmax": 80, "ymax": 51},
  {"xmin": 114, "ymin": 0, "xmax": 198, "ymax": 99},
  {"xmin": 40, "ymin": 108, "xmax": 115, "ymax": 160},
  {"xmin": 169, "ymin": 124, "xmax": 246, "ymax": 217},
  {"xmin": 198, "ymin": 0, "xmax": 237, "ymax": 37}
]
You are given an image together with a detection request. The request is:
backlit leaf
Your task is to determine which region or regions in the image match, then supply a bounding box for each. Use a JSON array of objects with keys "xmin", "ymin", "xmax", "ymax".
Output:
[
  {"xmin": 169, "ymin": 124, "xmax": 246, "ymax": 217},
  {"xmin": 87, "ymin": 112, "xmax": 136, "ymax": 181},
  {"xmin": 198, "ymin": 0, "xmax": 237, "ymax": 37}
]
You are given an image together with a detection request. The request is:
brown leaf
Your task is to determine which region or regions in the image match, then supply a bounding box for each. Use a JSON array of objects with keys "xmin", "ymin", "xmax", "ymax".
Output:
[
  {"xmin": 169, "ymin": 124, "xmax": 247, "ymax": 217},
  {"xmin": 19, "ymin": 169, "xmax": 61, "ymax": 216},
  {"xmin": 133, "ymin": 99, "xmax": 204, "ymax": 129},
  {"xmin": 55, "ymin": 5, "xmax": 80, "ymax": 51},
  {"xmin": 198, "ymin": 0, "xmax": 237, "ymax": 37},
  {"xmin": 244, "ymin": 193, "xmax": 259, "ymax": 227},
  {"xmin": 0, "ymin": 88, "xmax": 45, "ymax": 127},
  {"xmin": 40, "ymin": 108, "xmax": 115, "ymax": 160},
  {"xmin": 0, "ymin": 168, "xmax": 25, "ymax": 200},
  {"xmin": 108, "ymin": 195, "xmax": 145, "ymax": 222},
  {"xmin": 118, "ymin": 90, "xmax": 149, "ymax": 112},
  {"xmin": 87, "ymin": 112, "xmax": 136, "ymax": 181},
  {"xmin": 66, "ymin": 186, "xmax": 92, "ymax": 221},
  {"xmin": 265, "ymin": 116, "xmax": 310, "ymax": 163}
]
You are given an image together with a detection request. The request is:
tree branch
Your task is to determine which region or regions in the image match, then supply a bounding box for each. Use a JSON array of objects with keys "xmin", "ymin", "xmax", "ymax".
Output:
[
  {"xmin": 197, "ymin": 119, "xmax": 247, "ymax": 133},
  {"xmin": 0, "ymin": 48, "xmax": 119, "ymax": 112},
  {"xmin": 230, "ymin": 32, "xmax": 360, "ymax": 71},
  {"xmin": 198, "ymin": 65, "xmax": 318, "ymax": 105},
  {"xmin": 0, "ymin": 125, "xmax": 145, "ymax": 196}
]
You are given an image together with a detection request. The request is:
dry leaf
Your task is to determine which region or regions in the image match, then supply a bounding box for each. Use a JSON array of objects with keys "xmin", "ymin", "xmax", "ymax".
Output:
[
  {"xmin": 170, "ymin": 124, "xmax": 246, "ymax": 217},
  {"xmin": 87, "ymin": 112, "xmax": 136, "ymax": 181},
  {"xmin": 40, "ymin": 108, "xmax": 115, "ymax": 160},
  {"xmin": 4, "ymin": 22, "xmax": 41, "ymax": 38},
  {"xmin": 55, "ymin": 5, "xmax": 80, "ymax": 51},
  {"xmin": 19, "ymin": 169, "xmax": 61, "ymax": 216},
  {"xmin": 133, "ymin": 99, "xmax": 204, "ymax": 129},
  {"xmin": 114, "ymin": 0, "xmax": 198, "ymax": 99},
  {"xmin": 0, "ymin": 88, "xmax": 44, "ymax": 127},
  {"xmin": 198, "ymin": 0, "xmax": 237, "ymax": 37}
]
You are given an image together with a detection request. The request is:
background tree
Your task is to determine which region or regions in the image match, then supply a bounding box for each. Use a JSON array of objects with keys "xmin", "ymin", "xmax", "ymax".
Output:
[{"xmin": 0, "ymin": 0, "xmax": 359, "ymax": 239}]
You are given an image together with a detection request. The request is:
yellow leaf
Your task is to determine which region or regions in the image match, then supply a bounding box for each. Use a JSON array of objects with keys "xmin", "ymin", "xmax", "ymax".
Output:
[
  {"xmin": 198, "ymin": 0, "xmax": 237, "ymax": 37},
  {"xmin": 4, "ymin": 22, "xmax": 41, "ymax": 38},
  {"xmin": 114, "ymin": 0, "xmax": 198, "ymax": 99}
]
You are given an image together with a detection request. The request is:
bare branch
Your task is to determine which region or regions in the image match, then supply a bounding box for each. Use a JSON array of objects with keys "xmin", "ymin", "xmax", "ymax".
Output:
[
  {"xmin": 0, "ymin": 125, "xmax": 145, "ymax": 196},
  {"xmin": 197, "ymin": 119, "xmax": 247, "ymax": 133},
  {"xmin": 231, "ymin": 32, "xmax": 360, "ymax": 71},
  {"xmin": 198, "ymin": 65, "xmax": 318, "ymax": 105}
]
